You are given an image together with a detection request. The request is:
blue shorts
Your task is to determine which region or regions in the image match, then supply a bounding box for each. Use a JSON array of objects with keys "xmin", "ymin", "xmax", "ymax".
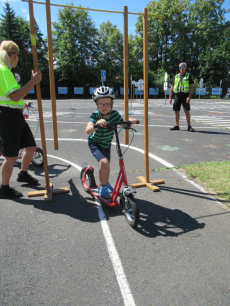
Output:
[{"xmin": 88, "ymin": 142, "xmax": 111, "ymax": 162}]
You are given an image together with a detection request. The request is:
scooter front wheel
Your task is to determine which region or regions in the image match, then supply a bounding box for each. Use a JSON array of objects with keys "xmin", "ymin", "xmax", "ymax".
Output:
[
  {"xmin": 31, "ymin": 147, "xmax": 44, "ymax": 167},
  {"xmin": 121, "ymin": 194, "xmax": 139, "ymax": 228},
  {"xmin": 80, "ymin": 168, "xmax": 93, "ymax": 194}
]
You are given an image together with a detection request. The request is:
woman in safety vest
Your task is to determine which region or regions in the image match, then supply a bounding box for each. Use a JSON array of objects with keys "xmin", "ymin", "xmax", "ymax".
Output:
[{"xmin": 0, "ymin": 40, "xmax": 42, "ymax": 199}]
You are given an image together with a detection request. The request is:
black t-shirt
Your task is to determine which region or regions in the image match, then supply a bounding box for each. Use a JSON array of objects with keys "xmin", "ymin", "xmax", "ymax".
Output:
[{"xmin": 171, "ymin": 73, "xmax": 194, "ymax": 97}]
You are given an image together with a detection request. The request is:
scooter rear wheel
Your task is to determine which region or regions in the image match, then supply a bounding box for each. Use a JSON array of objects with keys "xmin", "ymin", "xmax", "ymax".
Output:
[
  {"xmin": 80, "ymin": 168, "xmax": 93, "ymax": 194},
  {"xmin": 121, "ymin": 194, "xmax": 139, "ymax": 228}
]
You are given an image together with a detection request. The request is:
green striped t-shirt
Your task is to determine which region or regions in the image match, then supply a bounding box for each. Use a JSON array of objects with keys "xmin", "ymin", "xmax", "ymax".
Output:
[{"xmin": 88, "ymin": 110, "xmax": 123, "ymax": 148}]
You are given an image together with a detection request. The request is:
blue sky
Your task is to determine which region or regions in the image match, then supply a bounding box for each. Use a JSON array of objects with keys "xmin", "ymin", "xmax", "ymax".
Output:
[{"xmin": 1, "ymin": 0, "xmax": 230, "ymax": 37}]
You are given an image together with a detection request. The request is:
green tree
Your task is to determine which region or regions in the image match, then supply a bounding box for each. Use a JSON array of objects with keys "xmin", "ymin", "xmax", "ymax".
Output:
[
  {"xmin": 134, "ymin": 0, "xmax": 230, "ymax": 95},
  {"xmin": 199, "ymin": 20, "xmax": 230, "ymax": 94},
  {"xmin": 134, "ymin": 0, "xmax": 191, "ymax": 86},
  {"xmin": 128, "ymin": 33, "xmax": 143, "ymax": 82},
  {"xmin": 0, "ymin": 1, "xmax": 22, "ymax": 47},
  {"xmin": 0, "ymin": 1, "xmax": 49, "ymax": 97},
  {"xmin": 188, "ymin": 0, "xmax": 227, "ymax": 76},
  {"xmin": 97, "ymin": 21, "xmax": 123, "ymax": 89},
  {"xmin": 52, "ymin": 4, "xmax": 99, "ymax": 93}
]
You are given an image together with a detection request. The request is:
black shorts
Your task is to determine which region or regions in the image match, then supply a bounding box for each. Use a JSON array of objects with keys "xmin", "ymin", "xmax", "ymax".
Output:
[
  {"xmin": 173, "ymin": 95, "xmax": 190, "ymax": 112},
  {"xmin": 88, "ymin": 142, "xmax": 111, "ymax": 162},
  {"xmin": 0, "ymin": 106, "xmax": 36, "ymax": 157}
]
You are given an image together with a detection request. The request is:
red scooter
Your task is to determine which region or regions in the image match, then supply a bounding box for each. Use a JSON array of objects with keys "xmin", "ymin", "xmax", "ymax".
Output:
[{"xmin": 80, "ymin": 121, "xmax": 140, "ymax": 228}]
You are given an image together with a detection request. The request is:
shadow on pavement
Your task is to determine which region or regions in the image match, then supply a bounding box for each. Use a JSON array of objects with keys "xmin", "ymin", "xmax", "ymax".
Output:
[
  {"xmin": 135, "ymin": 185, "xmax": 230, "ymax": 238},
  {"xmin": 195, "ymin": 130, "xmax": 230, "ymax": 135},
  {"xmin": 136, "ymin": 199, "xmax": 205, "ymax": 238},
  {"xmin": 13, "ymin": 162, "xmax": 72, "ymax": 179},
  {"xmin": 11, "ymin": 178, "xmax": 100, "ymax": 223},
  {"xmin": 160, "ymin": 185, "xmax": 229, "ymax": 205}
]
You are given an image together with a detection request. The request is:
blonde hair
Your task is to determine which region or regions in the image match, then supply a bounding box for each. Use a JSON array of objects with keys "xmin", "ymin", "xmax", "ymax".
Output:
[{"xmin": 0, "ymin": 40, "xmax": 19, "ymax": 70}]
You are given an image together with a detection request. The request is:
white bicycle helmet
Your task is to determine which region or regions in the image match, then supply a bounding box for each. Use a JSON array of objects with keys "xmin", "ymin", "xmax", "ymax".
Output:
[{"xmin": 92, "ymin": 86, "xmax": 115, "ymax": 102}]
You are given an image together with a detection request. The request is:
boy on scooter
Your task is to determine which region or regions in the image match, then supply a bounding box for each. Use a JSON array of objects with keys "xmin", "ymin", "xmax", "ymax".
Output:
[{"xmin": 86, "ymin": 86, "xmax": 137, "ymax": 199}]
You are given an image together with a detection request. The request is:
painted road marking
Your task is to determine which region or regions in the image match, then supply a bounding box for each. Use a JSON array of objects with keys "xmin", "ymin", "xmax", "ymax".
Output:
[
  {"xmin": 47, "ymin": 153, "xmax": 136, "ymax": 306},
  {"xmin": 44, "ymin": 138, "xmax": 226, "ymax": 212},
  {"xmin": 32, "ymin": 138, "xmax": 228, "ymax": 303},
  {"xmin": 189, "ymin": 116, "xmax": 230, "ymax": 128},
  {"xmin": 28, "ymin": 118, "xmax": 222, "ymax": 129}
]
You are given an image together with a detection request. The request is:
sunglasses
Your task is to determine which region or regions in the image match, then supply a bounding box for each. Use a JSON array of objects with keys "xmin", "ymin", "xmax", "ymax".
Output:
[{"xmin": 179, "ymin": 66, "xmax": 185, "ymax": 69}]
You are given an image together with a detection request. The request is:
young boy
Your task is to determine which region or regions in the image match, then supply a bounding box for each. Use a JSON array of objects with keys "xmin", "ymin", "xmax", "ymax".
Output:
[{"xmin": 86, "ymin": 86, "xmax": 137, "ymax": 199}]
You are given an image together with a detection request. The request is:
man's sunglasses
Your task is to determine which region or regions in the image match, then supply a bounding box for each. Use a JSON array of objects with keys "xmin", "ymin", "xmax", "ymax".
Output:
[{"xmin": 179, "ymin": 66, "xmax": 185, "ymax": 69}]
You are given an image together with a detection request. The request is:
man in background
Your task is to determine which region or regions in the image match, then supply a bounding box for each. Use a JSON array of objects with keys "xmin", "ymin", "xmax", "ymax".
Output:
[{"xmin": 169, "ymin": 62, "xmax": 194, "ymax": 132}]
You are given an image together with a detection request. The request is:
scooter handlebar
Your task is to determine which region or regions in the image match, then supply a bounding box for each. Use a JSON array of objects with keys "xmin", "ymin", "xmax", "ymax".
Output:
[{"xmin": 93, "ymin": 120, "xmax": 140, "ymax": 129}]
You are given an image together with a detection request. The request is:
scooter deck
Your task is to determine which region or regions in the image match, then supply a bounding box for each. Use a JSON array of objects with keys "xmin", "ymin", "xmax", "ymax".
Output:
[
  {"xmin": 90, "ymin": 187, "xmax": 101, "ymax": 197},
  {"xmin": 90, "ymin": 187, "xmax": 118, "ymax": 207}
]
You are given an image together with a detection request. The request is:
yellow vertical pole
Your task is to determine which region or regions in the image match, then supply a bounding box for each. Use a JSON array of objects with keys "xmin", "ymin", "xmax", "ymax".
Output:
[
  {"xmin": 45, "ymin": 0, "xmax": 58, "ymax": 150},
  {"xmin": 143, "ymin": 8, "xmax": 149, "ymax": 183},
  {"xmin": 123, "ymin": 6, "xmax": 129, "ymax": 144},
  {"xmin": 28, "ymin": 0, "xmax": 50, "ymax": 192}
]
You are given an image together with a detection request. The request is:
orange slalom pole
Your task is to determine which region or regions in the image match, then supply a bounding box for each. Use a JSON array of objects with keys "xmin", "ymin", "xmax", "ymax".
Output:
[
  {"xmin": 143, "ymin": 8, "xmax": 149, "ymax": 183},
  {"xmin": 28, "ymin": 0, "xmax": 50, "ymax": 192},
  {"xmin": 45, "ymin": 0, "xmax": 58, "ymax": 150},
  {"xmin": 123, "ymin": 6, "xmax": 129, "ymax": 145}
]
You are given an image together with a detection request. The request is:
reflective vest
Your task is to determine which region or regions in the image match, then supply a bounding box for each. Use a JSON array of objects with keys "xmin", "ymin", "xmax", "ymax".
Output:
[
  {"xmin": 173, "ymin": 73, "xmax": 190, "ymax": 94},
  {"xmin": 0, "ymin": 64, "xmax": 25, "ymax": 109}
]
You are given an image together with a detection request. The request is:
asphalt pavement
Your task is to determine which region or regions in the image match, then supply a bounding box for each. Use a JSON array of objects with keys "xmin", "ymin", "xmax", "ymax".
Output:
[{"xmin": 1, "ymin": 98, "xmax": 230, "ymax": 306}]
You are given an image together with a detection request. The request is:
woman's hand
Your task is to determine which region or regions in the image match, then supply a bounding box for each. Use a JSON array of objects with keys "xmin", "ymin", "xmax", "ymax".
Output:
[{"xmin": 31, "ymin": 70, "xmax": 42, "ymax": 84}]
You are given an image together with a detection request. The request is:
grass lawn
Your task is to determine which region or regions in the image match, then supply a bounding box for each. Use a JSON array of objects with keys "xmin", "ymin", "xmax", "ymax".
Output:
[
  {"xmin": 151, "ymin": 161, "xmax": 230, "ymax": 209},
  {"xmin": 181, "ymin": 161, "xmax": 230, "ymax": 208}
]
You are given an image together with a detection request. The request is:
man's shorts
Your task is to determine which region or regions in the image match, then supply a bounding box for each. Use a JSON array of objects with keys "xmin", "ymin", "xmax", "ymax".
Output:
[
  {"xmin": 0, "ymin": 106, "xmax": 36, "ymax": 157},
  {"xmin": 88, "ymin": 142, "xmax": 111, "ymax": 162},
  {"xmin": 173, "ymin": 95, "xmax": 190, "ymax": 112}
]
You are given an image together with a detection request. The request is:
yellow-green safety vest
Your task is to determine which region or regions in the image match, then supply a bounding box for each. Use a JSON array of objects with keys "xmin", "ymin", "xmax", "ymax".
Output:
[
  {"xmin": 0, "ymin": 64, "xmax": 25, "ymax": 109},
  {"xmin": 173, "ymin": 73, "xmax": 190, "ymax": 94}
]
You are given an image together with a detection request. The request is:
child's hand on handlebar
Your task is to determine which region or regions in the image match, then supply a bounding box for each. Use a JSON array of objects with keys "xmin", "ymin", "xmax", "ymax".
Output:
[
  {"xmin": 128, "ymin": 118, "xmax": 137, "ymax": 125},
  {"xmin": 96, "ymin": 119, "xmax": 107, "ymax": 128}
]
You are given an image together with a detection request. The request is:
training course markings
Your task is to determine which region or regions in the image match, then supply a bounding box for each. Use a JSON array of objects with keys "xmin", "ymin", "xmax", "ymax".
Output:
[{"xmin": 47, "ymin": 153, "xmax": 136, "ymax": 306}]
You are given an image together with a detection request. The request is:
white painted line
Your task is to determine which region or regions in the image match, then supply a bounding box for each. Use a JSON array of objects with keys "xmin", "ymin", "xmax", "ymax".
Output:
[
  {"xmin": 195, "ymin": 120, "xmax": 230, "ymax": 122},
  {"xmin": 96, "ymin": 200, "xmax": 136, "ymax": 306},
  {"xmin": 40, "ymin": 138, "xmax": 88, "ymax": 142},
  {"xmin": 192, "ymin": 116, "xmax": 217, "ymax": 118},
  {"xmin": 44, "ymin": 139, "xmax": 226, "ymax": 210},
  {"xmin": 29, "ymin": 120, "xmax": 89, "ymax": 124},
  {"xmin": 47, "ymin": 153, "xmax": 136, "ymax": 306},
  {"xmin": 33, "ymin": 121, "xmax": 223, "ymax": 128},
  {"xmin": 172, "ymin": 169, "xmax": 227, "ymax": 209},
  {"xmin": 47, "ymin": 154, "xmax": 82, "ymax": 171},
  {"xmin": 198, "ymin": 121, "xmax": 230, "ymax": 125},
  {"xmin": 194, "ymin": 118, "xmax": 226, "ymax": 120},
  {"xmin": 116, "ymin": 144, "xmax": 174, "ymax": 168},
  {"xmin": 192, "ymin": 116, "xmax": 223, "ymax": 118}
]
